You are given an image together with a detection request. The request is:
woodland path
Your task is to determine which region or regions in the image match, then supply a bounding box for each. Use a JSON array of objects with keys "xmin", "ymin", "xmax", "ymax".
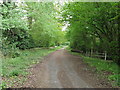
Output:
[{"xmin": 22, "ymin": 48, "xmax": 111, "ymax": 88}]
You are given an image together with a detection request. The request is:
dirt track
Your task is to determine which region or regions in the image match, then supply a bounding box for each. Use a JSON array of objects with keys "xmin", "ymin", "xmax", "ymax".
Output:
[{"xmin": 22, "ymin": 48, "xmax": 112, "ymax": 88}]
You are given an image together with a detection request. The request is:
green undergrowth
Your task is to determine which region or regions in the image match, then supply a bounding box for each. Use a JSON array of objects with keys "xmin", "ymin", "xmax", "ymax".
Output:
[
  {"xmin": 1, "ymin": 46, "xmax": 62, "ymax": 88},
  {"xmin": 67, "ymin": 47, "xmax": 120, "ymax": 87}
]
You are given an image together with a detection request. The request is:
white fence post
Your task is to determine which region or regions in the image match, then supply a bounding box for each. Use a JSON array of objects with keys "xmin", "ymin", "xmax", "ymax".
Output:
[{"xmin": 105, "ymin": 51, "xmax": 107, "ymax": 60}]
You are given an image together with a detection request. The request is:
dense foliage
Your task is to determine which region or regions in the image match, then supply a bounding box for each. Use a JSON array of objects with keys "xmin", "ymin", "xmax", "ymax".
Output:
[
  {"xmin": 1, "ymin": 1, "xmax": 119, "ymax": 64},
  {"xmin": 62, "ymin": 2, "xmax": 119, "ymax": 65},
  {"xmin": 26, "ymin": 2, "xmax": 65, "ymax": 47},
  {"xmin": 1, "ymin": 2, "xmax": 65, "ymax": 57}
]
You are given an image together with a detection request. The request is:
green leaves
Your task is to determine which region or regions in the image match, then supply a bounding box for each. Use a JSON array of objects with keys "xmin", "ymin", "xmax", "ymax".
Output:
[
  {"xmin": 26, "ymin": 2, "xmax": 65, "ymax": 47},
  {"xmin": 62, "ymin": 2, "xmax": 119, "ymax": 65},
  {"xmin": 1, "ymin": 2, "xmax": 66, "ymax": 57},
  {"xmin": 1, "ymin": 2, "xmax": 32, "ymax": 57}
]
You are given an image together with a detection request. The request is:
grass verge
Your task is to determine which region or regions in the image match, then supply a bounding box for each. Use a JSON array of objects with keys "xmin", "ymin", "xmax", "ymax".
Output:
[
  {"xmin": 1, "ymin": 46, "xmax": 62, "ymax": 88},
  {"xmin": 66, "ymin": 47, "xmax": 120, "ymax": 87}
]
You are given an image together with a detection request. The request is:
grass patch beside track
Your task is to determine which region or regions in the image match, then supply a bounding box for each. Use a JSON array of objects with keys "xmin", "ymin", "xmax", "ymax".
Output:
[
  {"xmin": 1, "ymin": 46, "xmax": 62, "ymax": 88},
  {"xmin": 66, "ymin": 47, "xmax": 120, "ymax": 87}
]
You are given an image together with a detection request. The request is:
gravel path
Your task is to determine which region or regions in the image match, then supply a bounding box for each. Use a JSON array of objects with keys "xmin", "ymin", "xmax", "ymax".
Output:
[{"xmin": 22, "ymin": 48, "xmax": 112, "ymax": 88}]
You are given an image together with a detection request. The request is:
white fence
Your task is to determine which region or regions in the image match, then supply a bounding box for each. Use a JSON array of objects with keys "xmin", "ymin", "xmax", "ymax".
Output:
[{"xmin": 85, "ymin": 51, "xmax": 107, "ymax": 60}]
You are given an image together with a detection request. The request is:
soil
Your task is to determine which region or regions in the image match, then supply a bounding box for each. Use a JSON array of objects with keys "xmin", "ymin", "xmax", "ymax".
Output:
[{"xmin": 19, "ymin": 48, "xmax": 113, "ymax": 88}]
